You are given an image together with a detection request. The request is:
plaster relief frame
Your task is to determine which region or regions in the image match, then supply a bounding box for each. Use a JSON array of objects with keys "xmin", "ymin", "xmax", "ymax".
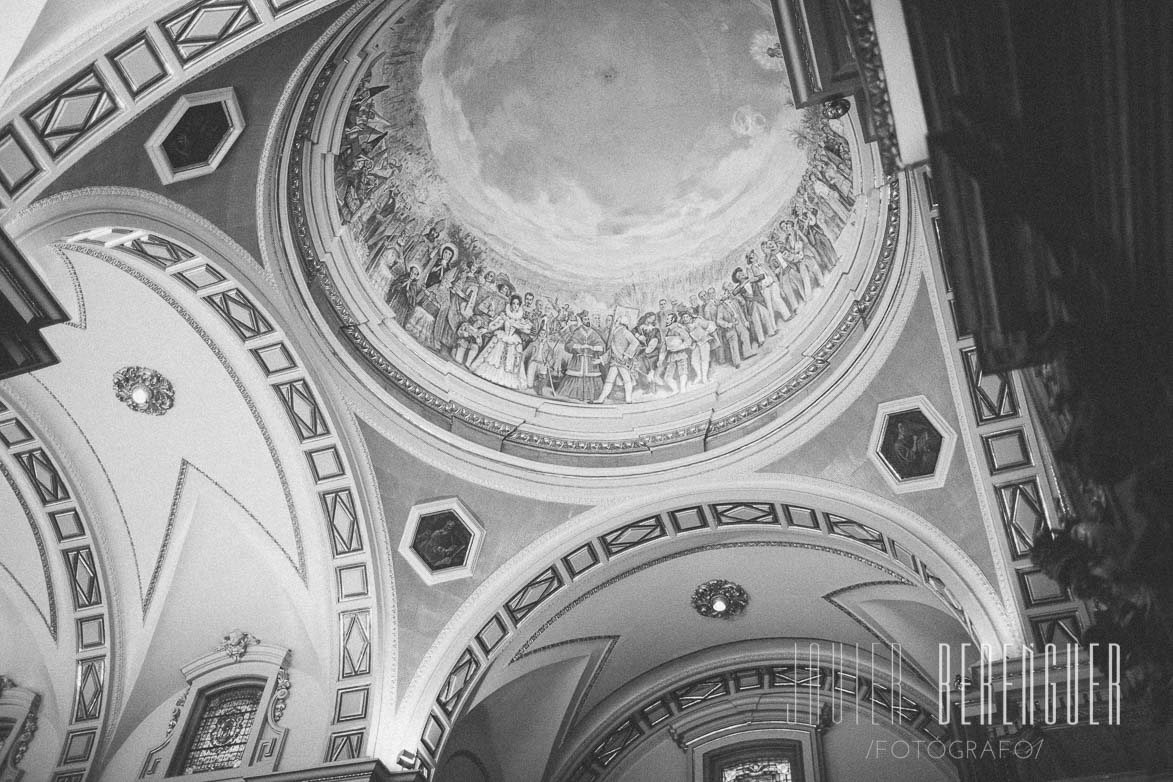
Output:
[
  {"xmin": 399, "ymin": 497, "xmax": 485, "ymax": 585},
  {"xmin": 867, "ymin": 395, "xmax": 957, "ymax": 494},
  {"xmin": 144, "ymin": 87, "xmax": 245, "ymax": 186}
]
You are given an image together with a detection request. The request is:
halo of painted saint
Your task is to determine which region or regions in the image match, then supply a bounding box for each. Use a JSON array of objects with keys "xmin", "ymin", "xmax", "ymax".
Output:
[{"xmin": 335, "ymin": 0, "xmax": 861, "ymax": 405}]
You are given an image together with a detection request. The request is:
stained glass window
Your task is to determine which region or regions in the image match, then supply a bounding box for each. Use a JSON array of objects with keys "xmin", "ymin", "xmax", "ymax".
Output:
[
  {"xmin": 177, "ymin": 683, "xmax": 263, "ymax": 775},
  {"xmin": 706, "ymin": 742, "xmax": 804, "ymax": 782},
  {"xmin": 721, "ymin": 758, "xmax": 793, "ymax": 782}
]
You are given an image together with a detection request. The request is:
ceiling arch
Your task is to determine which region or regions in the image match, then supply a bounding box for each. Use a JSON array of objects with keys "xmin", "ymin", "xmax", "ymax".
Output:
[
  {"xmin": 0, "ymin": 397, "xmax": 115, "ymax": 781},
  {"xmin": 5, "ymin": 185, "xmax": 394, "ymax": 767},
  {"xmin": 389, "ymin": 477, "xmax": 1019, "ymax": 771},
  {"xmin": 543, "ymin": 641, "xmax": 956, "ymax": 782},
  {"xmin": 0, "ymin": 0, "xmax": 362, "ymax": 212}
]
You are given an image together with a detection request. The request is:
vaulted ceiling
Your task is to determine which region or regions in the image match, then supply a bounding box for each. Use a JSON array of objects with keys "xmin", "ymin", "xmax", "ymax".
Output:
[{"xmin": 0, "ymin": 1, "xmax": 1074, "ymax": 781}]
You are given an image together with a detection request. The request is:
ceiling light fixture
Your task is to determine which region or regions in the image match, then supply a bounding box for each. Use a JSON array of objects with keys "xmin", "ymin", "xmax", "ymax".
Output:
[
  {"xmin": 113, "ymin": 366, "xmax": 176, "ymax": 416},
  {"xmin": 691, "ymin": 579, "xmax": 749, "ymax": 619}
]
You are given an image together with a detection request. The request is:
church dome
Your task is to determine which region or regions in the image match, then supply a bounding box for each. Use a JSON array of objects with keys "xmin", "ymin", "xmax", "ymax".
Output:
[{"xmin": 277, "ymin": 0, "xmax": 906, "ymax": 467}]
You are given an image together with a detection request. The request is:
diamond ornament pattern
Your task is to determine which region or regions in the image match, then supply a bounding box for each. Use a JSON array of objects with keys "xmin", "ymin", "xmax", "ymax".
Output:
[
  {"xmin": 163, "ymin": 1, "xmax": 259, "ymax": 63},
  {"xmin": 65, "ymin": 547, "xmax": 102, "ymax": 608},
  {"xmin": 24, "ymin": 69, "xmax": 118, "ymax": 158},
  {"xmin": 340, "ymin": 611, "xmax": 370, "ymax": 678},
  {"xmin": 74, "ymin": 659, "xmax": 104, "ymax": 721},
  {"xmin": 15, "ymin": 448, "xmax": 69, "ymax": 504}
]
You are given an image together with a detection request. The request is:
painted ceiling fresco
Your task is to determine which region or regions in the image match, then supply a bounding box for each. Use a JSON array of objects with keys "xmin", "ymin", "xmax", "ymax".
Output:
[{"xmin": 335, "ymin": 0, "xmax": 862, "ymax": 404}]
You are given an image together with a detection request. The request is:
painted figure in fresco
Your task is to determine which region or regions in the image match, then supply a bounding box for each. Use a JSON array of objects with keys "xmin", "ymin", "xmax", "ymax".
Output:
[
  {"xmin": 446, "ymin": 266, "xmax": 481, "ymax": 359},
  {"xmin": 732, "ymin": 265, "xmax": 776, "ymax": 346},
  {"xmin": 800, "ymin": 172, "xmax": 848, "ymax": 236},
  {"xmin": 773, "ymin": 229, "xmax": 806, "ymax": 308},
  {"xmin": 661, "ymin": 313, "xmax": 693, "ymax": 394},
  {"xmin": 594, "ymin": 318, "xmax": 640, "ymax": 403},
  {"xmin": 716, "ymin": 282, "xmax": 754, "ymax": 368},
  {"xmin": 779, "ymin": 220, "xmax": 823, "ymax": 300},
  {"xmin": 454, "ymin": 313, "xmax": 488, "ymax": 367},
  {"xmin": 557, "ymin": 311, "xmax": 606, "ymax": 402},
  {"xmin": 368, "ymin": 218, "xmax": 413, "ymax": 281},
  {"xmin": 469, "ymin": 294, "xmax": 531, "ymax": 390},
  {"xmin": 403, "ymin": 244, "xmax": 457, "ymax": 351},
  {"xmin": 812, "ymin": 148, "xmax": 854, "ymax": 209},
  {"xmin": 428, "ymin": 244, "xmax": 463, "ymax": 351},
  {"xmin": 334, "ymin": 85, "xmax": 857, "ymax": 405},
  {"xmin": 749, "ymin": 249, "xmax": 793, "ymax": 323},
  {"xmin": 700, "ymin": 289, "xmax": 727, "ymax": 366},
  {"xmin": 524, "ymin": 321, "xmax": 563, "ymax": 397},
  {"xmin": 797, "ymin": 208, "xmax": 837, "ymax": 275},
  {"xmin": 683, "ymin": 310, "xmax": 717, "ymax": 385},
  {"xmin": 475, "ymin": 274, "xmax": 508, "ymax": 318},
  {"xmin": 414, "ymin": 516, "xmax": 468, "ymax": 570},
  {"xmin": 892, "ymin": 419, "xmax": 935, "ymax": 475},
  {"xmin": 385, "ymin": 264, "xmax": 423, "ymax": 325},
  {"xmin": 655, "ymin": 298, "xmax": 674, "ymax": 332},
  {"xmin": 405, "ymin": 220, "xmax": 444, "ymax": 275},
  {"xmin": 761, "ymin": 239, "xmax": 798, "ymax": 316},
  {"xmin": 634, "ymin": 313, "xmax": 663, "ymax": 393}
]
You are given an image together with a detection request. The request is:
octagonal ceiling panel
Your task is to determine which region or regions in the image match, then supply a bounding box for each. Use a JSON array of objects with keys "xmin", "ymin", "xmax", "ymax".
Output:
[{"xmin": 282, "ymin": 0, "xmax": 905, "ymax": 466}]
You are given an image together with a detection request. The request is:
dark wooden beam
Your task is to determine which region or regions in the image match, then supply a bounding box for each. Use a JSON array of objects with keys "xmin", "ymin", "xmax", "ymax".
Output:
[{"xmin": 0, "ymin": 227, "xmax": 66, "ymax": 380}]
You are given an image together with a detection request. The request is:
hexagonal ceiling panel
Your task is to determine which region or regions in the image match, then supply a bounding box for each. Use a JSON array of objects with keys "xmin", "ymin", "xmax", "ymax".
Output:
[
  {"xmin": 400, "ymin": 498, "xmax": 484, "ymax": 583},
  {"xmin": 868, "ymin": 397, "xmax": 957, "ymax": 493},
  {"xmin": 878, "ymin": 408, "xmax": 943, "ymax": 480},
  {"xmin": 411, "ymin": 509, "xmax": 473, "ymax": 572}
]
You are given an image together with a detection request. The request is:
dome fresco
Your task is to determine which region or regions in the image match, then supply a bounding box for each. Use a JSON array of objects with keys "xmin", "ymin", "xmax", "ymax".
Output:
[{"xmin": 332, "ymin": 0, "xmax": 868, "ymax": 406}]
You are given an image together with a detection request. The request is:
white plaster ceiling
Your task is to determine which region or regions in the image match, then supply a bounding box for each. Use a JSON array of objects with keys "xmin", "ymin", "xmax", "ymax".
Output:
[{"xmin": 466, "ymin": 530, "xmax": 969, "ymax": 751}]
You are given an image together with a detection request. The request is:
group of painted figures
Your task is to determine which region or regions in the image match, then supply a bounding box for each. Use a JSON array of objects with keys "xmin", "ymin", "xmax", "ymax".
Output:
[{"xmin": 337, "ymin": 78, "xmax": 857, "ymax": 404}]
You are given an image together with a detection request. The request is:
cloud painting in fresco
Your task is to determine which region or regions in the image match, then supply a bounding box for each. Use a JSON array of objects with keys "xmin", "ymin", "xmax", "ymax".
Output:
[{"xmin": 420, "ymin": 0, "xmax": 805, "ymax": 290}]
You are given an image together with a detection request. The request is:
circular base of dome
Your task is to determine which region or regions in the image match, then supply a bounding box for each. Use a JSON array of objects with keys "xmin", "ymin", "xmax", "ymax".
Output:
[{"xmin": 276, "ymin": 0, "xmax": 909, "ymax": 467}]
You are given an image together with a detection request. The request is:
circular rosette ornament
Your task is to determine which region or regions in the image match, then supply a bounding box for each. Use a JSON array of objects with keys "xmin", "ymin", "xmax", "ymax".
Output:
[
  {"xmin": 691, "ymin": 578, "xmax": 749, "ymax": 619},
  {"xmin": 113, "ymin": 366, "xmax": 176, "ymax": 415}
]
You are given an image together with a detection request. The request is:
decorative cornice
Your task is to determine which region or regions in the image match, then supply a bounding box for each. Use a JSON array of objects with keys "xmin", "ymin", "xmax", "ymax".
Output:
[
  {"xmin": 0, "ymin": 0, "xmax": 356, "ymax": 211},
  {"xmin": 11, "ymin": 701, "xmax": 38, "ymax": 767},
  {"xmin": 165, "ymin": 685, "xmax": 190, "ymax": 737},
  {"xmin": 217, "ymin": 629, "xmax": 262, "ymax": 662},
  {"xmin": 841, "ymin": 0, "xmax": 902, "ymax": 174},
  {"xmin": 272, "ymin": 667, "xmax": 291, "ymax": 723}
]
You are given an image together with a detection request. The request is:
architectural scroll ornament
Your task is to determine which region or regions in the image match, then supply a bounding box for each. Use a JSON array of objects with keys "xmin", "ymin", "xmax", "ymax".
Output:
[
  {"xmin": 113, "ymin": 366, "xmax": 176, "ymax": 415},
  {"xmin": 217, "ymin": 630, "xmax": 261, "ymax": 662},
  {"xmin": 271, "ymin": 668, "xmax": 291, "ymax": 724},
  {"xmin": 165, "ymin": 686, "xmax": 190, "ymax": 737},
  {"xmin": 10, "ymin": 711, "xmax": 36, "ymax": 767},
  {"xmin": 840, "ymin": 0, "xmax": 902, "ymax": 174},
  {"xmin": 0, "ymin": 676, "xmax": 40, "ymax": 772}
]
